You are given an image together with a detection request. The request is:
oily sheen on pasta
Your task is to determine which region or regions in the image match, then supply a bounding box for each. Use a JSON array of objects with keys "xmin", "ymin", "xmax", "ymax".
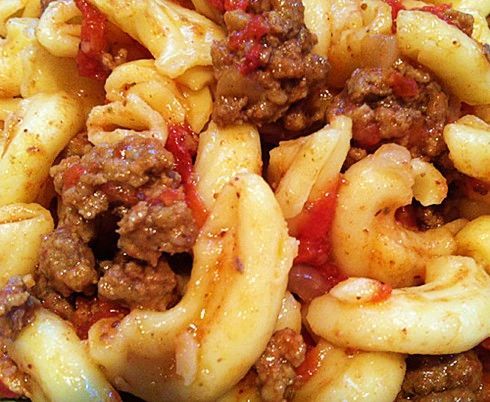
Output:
[
  {"xmin": 88, "ymin": 174, "xmax": 297, "ymax": 401},
  {"xmin": 0, "ymin": 0, "xmax": 489, "ymax": 401}
]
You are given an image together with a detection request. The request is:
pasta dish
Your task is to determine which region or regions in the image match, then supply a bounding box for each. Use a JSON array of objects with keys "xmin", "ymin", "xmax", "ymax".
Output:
[{"xmin": 0, "ymin": 0, "xmax": 490, "ymax": 400}]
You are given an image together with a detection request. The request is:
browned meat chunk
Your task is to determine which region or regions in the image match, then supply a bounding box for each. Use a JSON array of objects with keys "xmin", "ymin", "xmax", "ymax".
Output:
[
  {"xmin": 37, "ymin": 227, "xmax": 98, "ymax": 297},
  {"xmin": 255, "ymin": 328, "xmax": 306, "ymax": 402},
  {"xmin": 396, "ymin": 351, "xmax": 484, "ymax": 401},
  {"xmin": 212, "ymin": 0, "xmax": 329, "ymax": 133},
  {"xmin": 36, "ymin": 134, "xmax": 197, "ymax": 316},
  {"xmin": 0, "ymin": 277, "xmax": 36, "ymax": 338},
  {"xmin": 0, "ymin": 276, "xmax": 37, "ymax": 397},
  {"xmin": 98, "ymin": 256, "xmax": 178, "ymax": 311},
  {"xmin": 118, "ymin": 200, "xmax": 197, "ymax": 265},
  {"xmin": 328, "ymin": 60, "xmax": 450, "ymax": 160},
  {"xmin": 31, "ymin": 274, "xmax": 75, "ymax": 321},
  {"xmin": 51, "ymin": 135, "xmax": 179, "ymax": 219}
]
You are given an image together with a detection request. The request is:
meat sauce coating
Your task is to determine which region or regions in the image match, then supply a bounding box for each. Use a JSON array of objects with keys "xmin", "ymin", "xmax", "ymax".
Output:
[
  {"xmin": 34, "ymin": 134, "xmax": 197, "ymax": 321},
  {"xmin": 212, "ymin": 0, "xmax": 330, "ymax": 133},
  {"xmin": 0, "ymin": 0, "xmax": 487, "ymax": 400},
  {"xmin": 396, "ymin": 352, "xmax": 487, "ymax": 401},
  {"xmin": 328, "ymin": 60, "xmax": 450, "ymax": 160}
]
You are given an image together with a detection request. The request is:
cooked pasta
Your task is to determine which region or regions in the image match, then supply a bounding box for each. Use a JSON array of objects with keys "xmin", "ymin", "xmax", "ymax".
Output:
[
  {"xmin": 0, "ymin": 0, "xmax": 489, "ymax": 400},
  {"xmin": 0, "ymin": 92, "xmax": 84, "ymax": 205}
]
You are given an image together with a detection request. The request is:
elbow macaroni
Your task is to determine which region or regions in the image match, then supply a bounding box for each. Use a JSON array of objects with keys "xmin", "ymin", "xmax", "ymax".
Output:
[
  {"xmin": 11, "ymin": 308, "xmax": 119, "ymax": 402},
  {"xmin": 396, "ymin": 10, "xmax": 490, "ymax": 105},
  {"xmin": 0, "ymin": 203, "xmax": 53, "ymax": 287},
  {"xmin": 36, "ymin": 0, "xmax": 81, "ymax": 58},
  {"xmin": 88, "ymin": 174, "xmax": 297, "ymax": 401},
  {"xmin": 87, "ymin": 0, "xmax": 224, "ymax": 78},
  {"xmin": 331, "ymin": 144, "xmax": 463, "ymax": 287},
  {"xmin": 1, "ymin": 0, "xmax": 490, "ymax": 400},
  {"xmin": 0, "ymin": 92, "xmax": 84, "ymax": 205},
  {"xmin": 308, "ymin": 256, "xmax": 490, "ymax": 354},
  {"xmin": 268, "ymin": 116, "xmax": 352, "ymax": 219},
  {"xmin": 293, "ymin": 342, "xmax": 406, "ymax": 402}
]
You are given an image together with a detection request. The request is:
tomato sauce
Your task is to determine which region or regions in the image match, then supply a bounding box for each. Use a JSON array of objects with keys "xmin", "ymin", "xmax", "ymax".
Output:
[
  {"xmin": 75, "ymin": 0, "xmax": 109, "ymax": 80},
  {"xmin": 292, "ymin": 182, "xmax": 338, "ymax": 267},
  {"xmin": 227, "ymin": 14, "xmax": 270, "ymax": 75},
  {"xmin": 166, "ymin": 124, "xmax": 208, "ymax": 227},
  {"xmin": 208, "ymin": 0, "xmax": 248, "ymax": 12},
  {"xmin": 287, "ymin": 179, "xmax": 346, "ymax": 299},
  {"xmin": 71, "ymin": 296, "xmax": 129, "ymax": 340},
  {"xmin": 370, "ymin": 282, "xmax": 393, "ymax": 302},
  {"xmin": 0, "ymin": 379, "xmax": 18, "ymax": 399},
  {"xmin": 62, "ymin": 164, "xmax": 87, "ymax": 191},
  {"xmin": 295, "ymin": 345, "xmax": 322, "ymax": 385}
]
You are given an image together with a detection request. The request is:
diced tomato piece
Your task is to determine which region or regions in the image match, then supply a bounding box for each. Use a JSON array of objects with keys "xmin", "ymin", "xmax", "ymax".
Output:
[
  {"xmin": 75, "ymin": 0, "xmax": 109, "ymax": 80},
  {"xmin": 291, "ymin": 181, "xmax": 339, "ymax": 267},
  {"xmin": 0, "ymin": 379, "xmax": 19, "ymax": 399},
  {"xmin": 71, "ymin": 297, "xmax": 129, "ymax": 340},
  {"xmin": 166, "ymin": 124, "xmax": 208, "ymax": 227},
  {"xmin": 295, "ymin": 345, "xmax": 322, "ymax": 385},
  {"xmin": 245, "ymin": 15, "xmax": 270, "ymax": 40},
  {"xmin": 240, "ymin": 43, "xmax": 266, "ymax": 75},
  {"xmin": 224, "ymin": 0, "xmax": 248, "ymax": 11},
  {"xmin": 208, "ymin": 0, "xmax": 248, "ymax": 12},
  {"xmin": 62, "ymin": 164, "xmax": 87, "ymax": 190},
  {"xmin": 390, "ymin": 71, "xmax": 420, "ymax": 98}
]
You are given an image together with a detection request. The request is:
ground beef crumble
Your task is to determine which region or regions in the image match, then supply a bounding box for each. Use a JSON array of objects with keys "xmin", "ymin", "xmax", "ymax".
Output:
[
  {"xmin": 0, "ymin": 276, "xmax": 38, "ymax": 397},
  {"xmin": 38, "ymin": 227, "xmax": 98, "ymax": 298},
  {"xmin": 255, "ymin": 328, "xmax": 306, "ymax": 401},
  {"xmin": 328, "ymin": 59, "xmax": 450, "ymax": 161},
  {"xmin": 34, "ymin": 134, "xmax": 196, "ymax": 328},
  {"xmin": 212, "ymin": 0, "xmax": 329, "ymax": 134},
  {"xmin": 98, "ymin": 254, "xmax": 179, "ymax": 311},
  {"xmin": 396, "ymin": 351, "xmax": 486, "ymax": 401}
]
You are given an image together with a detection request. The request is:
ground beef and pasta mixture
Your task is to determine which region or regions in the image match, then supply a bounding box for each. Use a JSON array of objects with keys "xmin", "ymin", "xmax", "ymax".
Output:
[{"xmin": 0, "ymin": 0, "xmax": 489, "ymax": 400}]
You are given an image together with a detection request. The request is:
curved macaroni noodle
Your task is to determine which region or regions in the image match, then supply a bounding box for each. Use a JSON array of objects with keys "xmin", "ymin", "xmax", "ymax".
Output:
[
  {"xmin": 396, "ymin": 10, "xmax": 490, "ymax": 105},
  {"xmin": 456, "ymin": 216, "xmax": 490, "ymax": 271},
  {"xmin": 444, "ymin": 115, "xmax": 490, "ymax": 182},
  {"xmin": 0, "ymin": 203, "xmax": 53, "ymax": 287},
  {"xmin": 88, "ymin": 174, "xmax": 297, "ymax": 401},
  {"xmin": 308, "ymin": 256, "xmax": 490, "ymax": 354},
  {"xmin": 11, "ymin": 308, "xmax": 120, "ymax": 402},
  {"xmin": 331, "ymin": 144, "xmax": 462, "ymax": 287},
  {"xmin": 0, "ymin": 0, "xmax": 40, "ymax": 37},
  {"xmin": 36, "ymin": 0, "xmax": 81, "ymax": 58},
  {"xmin": 0, "ymin": 92, "xmax": 84, "ymax": 205},
  {"xmin": 195, "ymin": 122, "xmax": 262, "ymax": 211},
  {"xmin": 87, "ymin": 0, "xmax": 224, "ymax": 78},
  {"xmin": 268, "ymin": 116, "xmax": 352, "ymax": 219},
  {"xmin": 293, "ymin": 342, "xmax": 406, "ymax": 402}
]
